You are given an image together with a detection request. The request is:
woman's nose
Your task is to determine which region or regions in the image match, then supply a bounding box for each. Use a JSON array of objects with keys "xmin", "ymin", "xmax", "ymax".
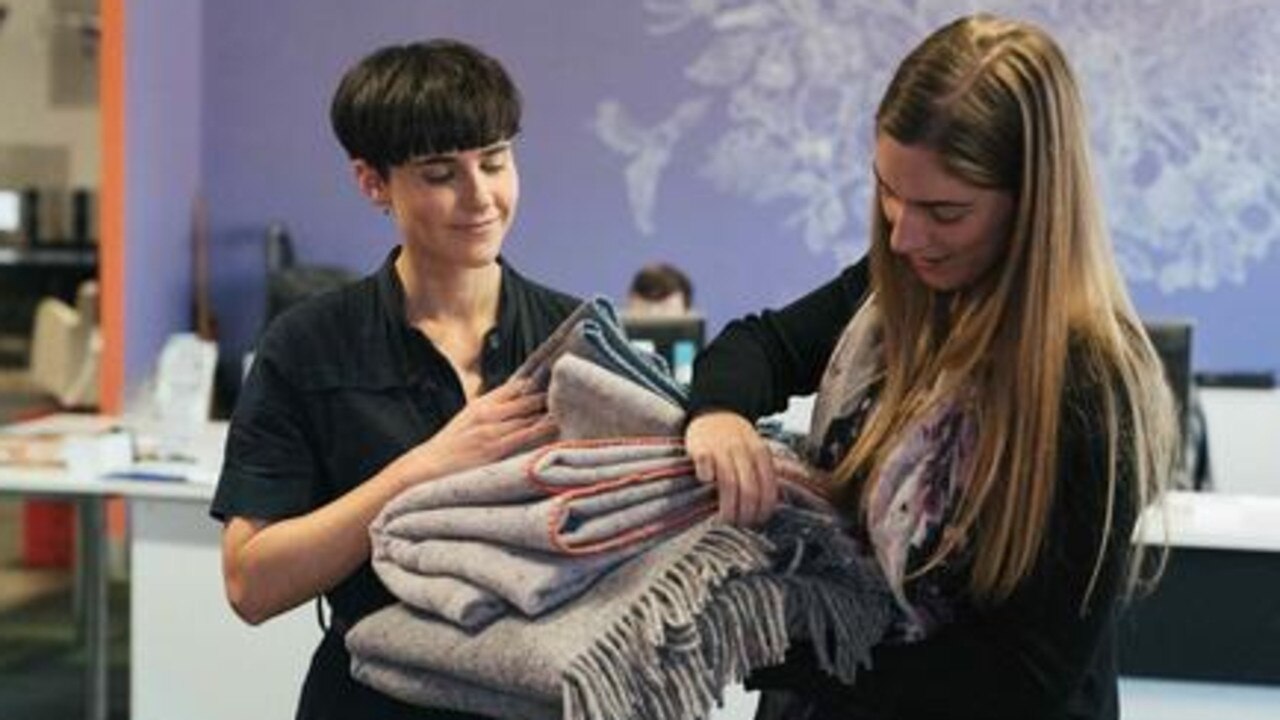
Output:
[
  {"xmin": 889, "ymin": 207, "xmax": 926, "ymax": 254},
  {"xmin": 459, "ymin": 170, "xmax": 494, "ymax": 210}
]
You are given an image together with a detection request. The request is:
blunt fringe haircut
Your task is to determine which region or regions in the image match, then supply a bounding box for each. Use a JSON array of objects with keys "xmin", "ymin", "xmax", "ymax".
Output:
[{"xmin": 330, "ymin": 39, "xmax": 522, "ymax": 175}]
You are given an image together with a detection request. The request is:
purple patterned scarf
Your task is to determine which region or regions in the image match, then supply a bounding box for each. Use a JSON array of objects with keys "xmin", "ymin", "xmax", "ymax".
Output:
[{"xmin": 808, "ymin": 294, "xmax": 977, "ymax": 642}]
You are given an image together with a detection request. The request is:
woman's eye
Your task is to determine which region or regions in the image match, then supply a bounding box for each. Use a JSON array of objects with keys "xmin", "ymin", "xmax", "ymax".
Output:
[
  {"xmin": 481, "ymin": 160, "xmax": 506, "ymax": 174},
  {"xmin": 421, "ymin": 168, "xmax": 453, "ymax": 184},
  {"xmin": 930, "ymin": 206, "xmax": 968, "ymax": 224}
]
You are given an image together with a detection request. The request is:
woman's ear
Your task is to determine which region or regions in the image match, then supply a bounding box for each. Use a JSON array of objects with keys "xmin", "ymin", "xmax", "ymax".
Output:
[{"xmin": 352, "ymin": 160, "xmax": 389, "ymax": 210}]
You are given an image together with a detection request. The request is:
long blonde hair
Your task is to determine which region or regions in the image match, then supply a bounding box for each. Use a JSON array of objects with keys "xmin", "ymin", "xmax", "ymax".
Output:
[{"xmin": 835, "ymin": 15, "xmax": 1178, "ymax": 606}]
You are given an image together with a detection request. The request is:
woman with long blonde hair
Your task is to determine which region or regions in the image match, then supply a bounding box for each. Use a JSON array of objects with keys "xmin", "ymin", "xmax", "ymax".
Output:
[{"xmin": 685, "ymin": 14, "xmax": 1178, "ymax": 719}]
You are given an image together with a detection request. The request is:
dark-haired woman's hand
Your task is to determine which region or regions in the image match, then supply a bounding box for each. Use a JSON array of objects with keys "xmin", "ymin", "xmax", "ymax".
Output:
[{"xmin": 392, "ymin": 378, "xmax": 556, "ymax": 489}]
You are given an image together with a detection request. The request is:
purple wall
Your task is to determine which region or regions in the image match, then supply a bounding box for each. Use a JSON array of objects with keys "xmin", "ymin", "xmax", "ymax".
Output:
[
  {"xmin": 201, "ymin": 0, "xmax": 836, "ymax": 363},
  {"xmin": 124, "ymin": 0, "xmax": 202, "ymax": 394},
  {"xmin": 188, "ymin": 1, "xmax": 1280, "ymax": 376}
]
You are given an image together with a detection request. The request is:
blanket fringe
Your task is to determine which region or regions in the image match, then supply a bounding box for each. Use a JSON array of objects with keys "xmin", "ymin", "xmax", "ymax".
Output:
[
  {"xmin": 769, "ymin": 508, "xmax": 896, "ymax": 684},
  {"xmin": 562, "ymin": 524, "xmax": 777, "ymax": 720},
  {"xmin": 562, "ymin": 512, "xmax": 896, "ymax": 720}
]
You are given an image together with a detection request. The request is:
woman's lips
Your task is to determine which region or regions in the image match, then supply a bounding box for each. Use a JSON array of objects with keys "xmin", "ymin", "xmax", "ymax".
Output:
[
  {"xmin": 453, "ymin": 218, "xmax": 499, "ymax": 234},
  {"xmin": 909, "ymin": 255, "xmax": 948, "ymax": 273}
]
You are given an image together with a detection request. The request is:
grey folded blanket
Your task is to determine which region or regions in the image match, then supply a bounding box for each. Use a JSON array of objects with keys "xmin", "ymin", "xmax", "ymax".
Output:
[
  {"xmin": 371, "ymin": 310, "xmax": 696, "ymax": 627},
  {"xmin": 514, "ymin": 295, "xmax": 688, "ymax": 408},
  {"xmin": 351, "ymin": 508, "xmax": 894, "ymax": 720},
  {"xmin": 371, "ymin": 439, "xmax": 716, "ymax": 625},
  {"xmin": 371, "ymin": 349, "xmax": 693, "ymax": 630},
  {"xmin": 350, "ymin": 297, "xmax": 899, "ymax": 718},
  {"xmin": 549, "ymin": 354, "xmax": 685, "ymax": 440}
]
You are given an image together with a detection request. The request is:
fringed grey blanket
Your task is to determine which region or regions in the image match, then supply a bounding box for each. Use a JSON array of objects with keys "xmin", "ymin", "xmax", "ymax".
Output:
[
  {"xmin": 371, "ymin": 438, "xmax": 716, "ymax": 628},
  {"xmin": 349, "ymin": 297, "xmax": 900, "ymax": 719},
  {"xmin": 351, "ymin": 509, "xmax": 894, "ymax": 720},
  {"xmin": 371, "ymin": 345, "xmax": 692, "ymax": 631}
]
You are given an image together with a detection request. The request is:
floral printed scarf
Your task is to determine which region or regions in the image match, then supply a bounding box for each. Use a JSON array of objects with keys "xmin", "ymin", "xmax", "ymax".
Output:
[{"xmin": 807, "ymin": 294, "xmax": 977, "ymax": 642}]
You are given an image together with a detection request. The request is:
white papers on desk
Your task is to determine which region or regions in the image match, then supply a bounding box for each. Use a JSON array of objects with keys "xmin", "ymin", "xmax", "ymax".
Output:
[
  {"xmin": 63, "ymin": 431, "xmax": 134, "ymax": 481},
  {"xmin": 108, "ymin": 460, "xmax": 219, "ymax": 486},
  {"xmin": 2, "ymin": 413, "xmax": 227, "ymax": 487}
]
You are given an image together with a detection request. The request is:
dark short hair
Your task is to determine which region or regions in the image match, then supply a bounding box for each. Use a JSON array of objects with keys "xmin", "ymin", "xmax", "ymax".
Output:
[
  {"xmin": 330, "ymin": 39, "xmax": 522, "ymax": 176},
  {"xmin": 629, "ymin": 263, "xmax": 693, "ymax": 307}
]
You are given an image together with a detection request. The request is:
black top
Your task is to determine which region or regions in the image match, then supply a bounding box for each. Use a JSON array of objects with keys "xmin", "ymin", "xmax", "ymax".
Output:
[
  {"xmin": 211, "ymin": 248, "xmax": 579, "ymax": 720},
  {"xmin": 690, "ymin": 257, "xmax": 1134, "ymax": 720}
]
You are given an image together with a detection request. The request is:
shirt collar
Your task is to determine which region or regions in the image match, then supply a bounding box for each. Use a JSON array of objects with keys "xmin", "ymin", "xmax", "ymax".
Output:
[{"xmin": 372, "ymin": 246, "xmax": 521, "ymax": 383}]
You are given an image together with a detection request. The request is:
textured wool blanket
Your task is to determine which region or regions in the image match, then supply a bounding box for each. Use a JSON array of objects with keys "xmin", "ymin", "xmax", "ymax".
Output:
[
  {"xmin": 547, "ymin": 353, "xmax": 687, "ymax": 440},
  {"xmin": 351, "ymin": 508, "xmax": 894, "ymax": 720},
  {"xmin": 514, "ymin": 295, "xmax": 688, "ymax": 408},
  {"xmin": 349, "ymin": 297, "xmax": 899, "ymax": 719},
  {"xmin": 371, "ymin": 438, "xmax": 716, "ymax": 628},
  {"xmin": 371, "ymin": 341, "xmax": 692, "ymax": 630}
]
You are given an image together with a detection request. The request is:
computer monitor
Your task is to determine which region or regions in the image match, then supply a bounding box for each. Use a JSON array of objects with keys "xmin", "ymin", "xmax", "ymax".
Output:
[
  {"xmin": 621, "ymin": 314, "xmax": 705, "ymax": 385},
  {"xmin": 0, "ymin": 190, "xmax": 19, "ymax": 234},
  {"xmin": 1143, "ymin": 319, "xmax": 1193, "ymax": 434}
]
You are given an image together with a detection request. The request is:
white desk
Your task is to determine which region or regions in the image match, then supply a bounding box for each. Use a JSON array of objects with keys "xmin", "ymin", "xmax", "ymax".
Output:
[
  {"xmin": 1137, "ymin": 489, "xmax": 1280, "ymax": 552},
  {"xmin": 1121, "ymin": 490, "xmax": 1280, "ymax": 717},
  {"xmin": 769, "ymin": 394, "xmax": 1280, "ymax": 717},
  {"xmin": 6, "ymin": 401, "xmax": 1278, "ymax": 720},
  {"xmin": 127, "ymin": 482, "xmax": 316, "ymax": 720},
  {"xmin": 0, "ymin": 414, "xmax": 316, "ymax": 720}
]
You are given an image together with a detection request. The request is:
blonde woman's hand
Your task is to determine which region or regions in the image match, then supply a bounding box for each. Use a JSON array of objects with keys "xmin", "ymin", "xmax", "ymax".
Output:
[
  {"xmin": 684, "ymin": 411, "xmax": 779, "ymax": 526},
  {"xmin": 392, "ymin": 378, "xmax": 556, "ymax": 488}
]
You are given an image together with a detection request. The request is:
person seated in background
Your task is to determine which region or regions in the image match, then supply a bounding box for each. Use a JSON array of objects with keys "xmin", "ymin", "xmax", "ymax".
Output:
[
  {"xmin": 625, "ymin": 262, "xmax": 693, "ymax": 318},
  {"xmin": 622, "ymin": 262, "xmax": 703, "ymax": 384}
]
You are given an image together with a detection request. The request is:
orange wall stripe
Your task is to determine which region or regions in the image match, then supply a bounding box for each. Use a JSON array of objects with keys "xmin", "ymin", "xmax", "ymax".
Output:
[{"xmin": 99, "ymin": 0, "xmax": 125, "ymax": 414}]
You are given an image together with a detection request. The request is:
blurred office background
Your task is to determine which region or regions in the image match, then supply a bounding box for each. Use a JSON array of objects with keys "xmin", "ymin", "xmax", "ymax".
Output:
[{"xmin": 1, "ymin": 1, "xmax": 1278, "ymax": 719}]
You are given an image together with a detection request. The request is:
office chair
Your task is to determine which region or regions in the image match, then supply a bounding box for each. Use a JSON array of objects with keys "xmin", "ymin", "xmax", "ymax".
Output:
[
  {"xmin": 263, "ymin": 222, "xmax": 356, "ymax": 326},
  {"xmin": 28, "ymin": 279, "xmax": 100, "ymax": 408}
]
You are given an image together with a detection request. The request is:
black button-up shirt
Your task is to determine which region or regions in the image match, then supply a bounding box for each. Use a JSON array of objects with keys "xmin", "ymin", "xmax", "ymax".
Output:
[{"xmin": 211, "ymin": 248, "xmax": 579, "ymax": 719}]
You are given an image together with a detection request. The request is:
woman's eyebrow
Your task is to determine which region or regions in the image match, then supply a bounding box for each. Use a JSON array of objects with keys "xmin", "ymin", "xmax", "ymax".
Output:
[
  {"xmin": 873, "ymin": 165, "xmax": 974, "ymax": 208},
  {"xmin": 409, "ymin": 156, "xmax": 455, "ymax": 168},
  {"xmin": 410, "ymin": 141, "xmax": 511, "ymax": 166},
  {"xmin": 872, "ymin": 165, "xmax": 897, "ymax": 196}
]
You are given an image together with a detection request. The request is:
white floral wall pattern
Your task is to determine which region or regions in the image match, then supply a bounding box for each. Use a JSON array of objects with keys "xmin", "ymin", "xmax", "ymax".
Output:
[{"xmin": 594, "ymin": 0, "xmax": 1280, "ymax": 293}]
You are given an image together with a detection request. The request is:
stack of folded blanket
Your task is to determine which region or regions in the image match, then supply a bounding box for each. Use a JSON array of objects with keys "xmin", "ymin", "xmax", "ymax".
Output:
[
  {"xmin": 347, "ymin": 297, "xmax": 896, "ymax": 720},
  {"xmin": 370, "ymin": 439, "xmax": 714, "ymax": 632}
]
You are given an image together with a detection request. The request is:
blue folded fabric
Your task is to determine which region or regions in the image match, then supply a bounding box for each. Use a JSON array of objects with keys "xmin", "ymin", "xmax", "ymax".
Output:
[
  {"xmin": 587, "ymin": 318, "xmax": 686, "ymax": 404},
  {"xmin": 515, "ymin": 296, "xmax": 687, "ymax": 408}
]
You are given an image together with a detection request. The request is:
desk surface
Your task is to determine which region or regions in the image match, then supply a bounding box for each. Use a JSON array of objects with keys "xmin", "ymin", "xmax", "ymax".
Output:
[
  {"xmin": 1139, "ymin": 490, "xmax": 1280, "ymax": 553},
  {"xmin": 3, "ymin": 415, "xmax": 1277, "ymax": 544},
  {"xmin": 0, "ymin": 464, "xmax": 214, "ymax": 502},
  {"xmin": 0, "ymin": 244, "xmax": 98, "ymax": 267},
  {"xmin": 0, "ymin": 413, "xmax": 222, "ymax": 504}
]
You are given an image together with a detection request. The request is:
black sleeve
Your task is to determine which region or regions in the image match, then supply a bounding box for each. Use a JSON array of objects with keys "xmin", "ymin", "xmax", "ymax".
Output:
[
  {"xmin": 754, "ymin": 378, "xmax": 1136, "ymax": 719},
  {"xmin": 688, "ymin": 257, "xmax": 870, "ymax": 421},
  {"xmin": 209, "ymin": 327, "xmax": 320, "ymax": 523}
]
